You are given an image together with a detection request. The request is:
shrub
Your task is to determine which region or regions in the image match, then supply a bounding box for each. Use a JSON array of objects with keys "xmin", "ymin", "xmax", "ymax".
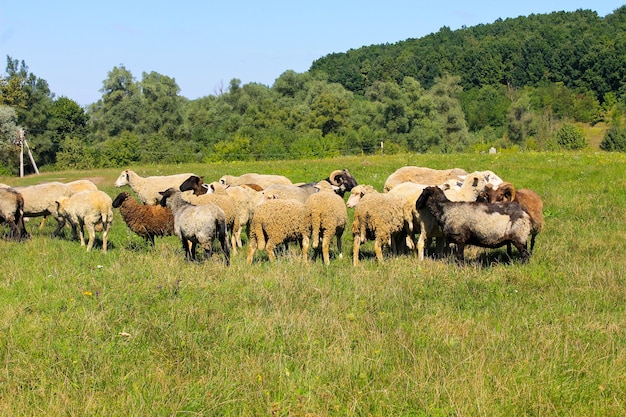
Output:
[
  {"xmin": 556, "ymin": 124, "xmax": 587, "ymax": 150},
  {"xmin": 600, "ymin": 126, "xmax": 626, "ymax": 152}
]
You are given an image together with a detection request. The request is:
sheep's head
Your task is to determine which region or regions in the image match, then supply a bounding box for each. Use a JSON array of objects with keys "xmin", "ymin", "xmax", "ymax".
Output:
[
  {"xmin": 328, "ymin": 169, "xmax": 358, "ymax": 196},
  {"xmin": 491, "ymin": 182, "xmax": 516, "ymax": 203},
  {"xmin": 180, "ymin": 175, "xmax": 205, "ymax": 195},
  {"xmin": 114, "ymin": 169, "xmax": 131, "ymax": 187},
  {"xmin": 415, "ymin": 186, "xmax": 441, "ymax": 209},
  {"xmin": 158, "ymin": 188, "xmax": 178, "ymax": 207},
  {"xmin": 346, "ymin": 185, "xmax": 375, "ymax": 208},
  {"xmin": 112, "ymin": 192, "xmax": 131, "ymax": 208},
  {"xmin": 314, "ymin": 180, "xmax": 338, "ymax": 193}
]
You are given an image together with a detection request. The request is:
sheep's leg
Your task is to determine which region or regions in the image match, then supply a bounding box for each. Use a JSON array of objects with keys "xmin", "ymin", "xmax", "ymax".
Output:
[
  {"xmin": 52, "ymin": 217, "xmax": 67, "ymax": 237},
  {"xmin": 352, "ymin": 235, "xmax": 361, "ymax": 266},
  {"xmin": 512, "ymin": 241, "xmax": 530, "ymax": 263},
  {"xmin": 246, "ymin": 240, "xmax": 256, "ymax": 264},
  {"xmin": 322, "ymin": 233, "xmax": 331, "ymax": 265},
  {"xmin": 220, "ymin": 236, "xmax": 231, "ymax": 266},
  {"xmin": 374, "ymin": 239, "xmax": 384, "ymax": 263},
  {"xmin": 39, "ymin": 215, "xmax": 47, "ymax": 229},
  {"xmin": 302, "ymin": 235, "xmax": 310, "ymax": 263},
  {"xmin": 336, "ymin": 229, "xmax": 344, "ymax": 260},
  {"xmin": 101, "ymin": 223, "xmax": 109, "ymax": 253},
  {"xmin": 417, "ymin": 227, "xmax": 426, "ymax": 261},
  {"xmin": 85, "ymin": 224, "xmax": 96, "ymax": 252},
  {"xmin": 77, "ymin": 223, "xmax": 86, "ymax": 247},
  {"xmin": 266, "ymin": 240, "xmax": 276, "ymax": 261},
  {"xmin": 455, "ymin": 242, "xmax": 466, "ymax": 264}
]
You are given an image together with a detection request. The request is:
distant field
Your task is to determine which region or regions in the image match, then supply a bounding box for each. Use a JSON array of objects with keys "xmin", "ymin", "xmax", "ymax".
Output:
[{"xmin": 1, "ymin": 151, "xmax": 626, "ymax": 416}]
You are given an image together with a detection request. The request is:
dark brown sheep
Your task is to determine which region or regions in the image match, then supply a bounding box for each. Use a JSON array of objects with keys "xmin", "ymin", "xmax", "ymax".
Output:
[{"xmin": 112, "ymin": 191, "xmax": 174, "ymax": 246}]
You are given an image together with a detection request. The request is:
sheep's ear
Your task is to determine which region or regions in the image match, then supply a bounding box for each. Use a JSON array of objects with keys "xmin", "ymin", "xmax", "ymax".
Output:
[{"xmin": 472, "ymin": 177, "xmax": 479, "ymax": 187}]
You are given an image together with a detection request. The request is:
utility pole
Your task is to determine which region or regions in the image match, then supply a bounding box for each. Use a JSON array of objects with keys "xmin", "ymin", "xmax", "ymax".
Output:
[{"xmin": 16, "ymin": 128, "xmax": 39, "ymax": 177}]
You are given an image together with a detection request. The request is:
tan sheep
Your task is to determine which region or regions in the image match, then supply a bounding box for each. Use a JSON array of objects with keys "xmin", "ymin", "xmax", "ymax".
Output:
[
  {"xmin": 305, "ymin": 181, "xmax": 348, "ymax": 265},
  {"xmin": 15, "ymin": 182, "xmax": 74, "ymax": 236},
  {"xmin": 347, "ymin": 185, "xmax": 405, "ymax": 266},
  {"xmin": 56, "ymin": 190, "xmax": 113, "ymax": 253},
  {"xmin": 219, "ymin": 173, "xmax": 292, "ymax": 189},
  {"xmin": 383, "ymin": 166, "xmax": 468, "ymax": 192},
  {"xmin": 247, "ymin": 196, "xmax": 310, "ymax": 264}
]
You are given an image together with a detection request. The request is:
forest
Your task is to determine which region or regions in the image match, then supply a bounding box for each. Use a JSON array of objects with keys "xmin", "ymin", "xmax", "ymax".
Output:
[{"xmin": 1, "ymin": 6, "xmax": 626, "ymax": 174}]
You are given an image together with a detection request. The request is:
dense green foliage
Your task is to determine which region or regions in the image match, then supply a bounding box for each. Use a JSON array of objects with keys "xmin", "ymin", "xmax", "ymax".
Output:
[
  {"xmin": 1, "ymin": 152, "xmax": 626, "ymax": 416},
  {"xmin": 2, "ymin": 7, "xmax": 626, "ymax": 173}
]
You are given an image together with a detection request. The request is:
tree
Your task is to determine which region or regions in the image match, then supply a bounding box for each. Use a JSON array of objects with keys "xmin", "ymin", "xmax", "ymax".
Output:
[
  {"xmin": 0, "ymin": 105, "xmax": 19, "ymax": 174},
  {"xmin": 600, "ymin": 125, "xmax": 626, "ymax": 151}
]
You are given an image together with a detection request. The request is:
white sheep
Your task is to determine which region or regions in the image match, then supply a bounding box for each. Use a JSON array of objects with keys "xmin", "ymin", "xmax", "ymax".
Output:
[
  {"xmin": 37, "ymin": 179, "xmax": 99, "ymax": 229},
  {"xmin": 347, "ymin": 185, "xmax": 405, "ymax": 266},
  {"xmin": 115, "ymin": 169, "xmax": 197, "ymax": 205},
  {"xmin": 247, "ymin": 196, "xmax": 310, "ymax": 264},
  {"xmin": 159, "ymin": 188, "xmax": 230, "ymax": 265},
  {"xmin": 15, "ymin": 181, "xmax": 74, "ymax": 236},
  {"xmin": 56, "ymin": 190, "xmax": 113, "ymax": 253},
  {"xmin": 416, "ymin": 186, "xmax": 533, "ymax": 263},
  {"xmin": 383, "ymin": 166, "xmax": 468, "ymax": 192},
  {"xmin": 304, "ymin": 181, "xmax": 348, "ymax": 265},
  {"xmin": 441, "ymin": 170, "xmax": 504, "ymax": 202},
  {"xmin": 219, "ymin": 173, "xmax": 292, "ymax": 189},
  {"xmin": 261, "ymin": 183, "xmax": 318, "ymax": 204},
  {"xmin": 0, "ymin": 187, "xmax": 29, "ymax": 240}
]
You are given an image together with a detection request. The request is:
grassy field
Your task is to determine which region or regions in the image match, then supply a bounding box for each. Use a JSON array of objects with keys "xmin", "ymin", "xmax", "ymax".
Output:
[{"xmin": 1, "ymin": 151, "xmax": 626, "ymax": 416}]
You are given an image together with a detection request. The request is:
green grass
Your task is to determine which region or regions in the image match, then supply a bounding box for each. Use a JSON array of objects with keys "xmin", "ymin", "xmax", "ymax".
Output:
[{"xmin": 1, "ymin": 151, "xmax": 626, "ymax": 416}]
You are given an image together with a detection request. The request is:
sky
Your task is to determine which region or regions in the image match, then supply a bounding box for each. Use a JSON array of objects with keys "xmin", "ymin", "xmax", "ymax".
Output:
[{"xmin": 1, "ymin": 1, "xmax": 624, "ymax": 107}]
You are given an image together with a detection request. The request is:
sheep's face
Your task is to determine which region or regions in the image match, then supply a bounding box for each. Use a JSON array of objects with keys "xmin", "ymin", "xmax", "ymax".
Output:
[
  {"xmin": 114, "ymin": 170, "xmax": 130, "ymax": 187},
  {"xmin": 112, "ymin": 192, "xmax": 130, "ymax": 208},
  {"xmin": 158, "ymin": 188, "xmax": 177, "ymax": 207}
]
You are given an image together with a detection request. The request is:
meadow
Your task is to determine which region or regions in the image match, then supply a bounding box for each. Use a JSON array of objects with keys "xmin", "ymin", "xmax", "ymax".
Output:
[{"xmin": 1, "ymin": 151, "xmax": 625, "ymax": 416}]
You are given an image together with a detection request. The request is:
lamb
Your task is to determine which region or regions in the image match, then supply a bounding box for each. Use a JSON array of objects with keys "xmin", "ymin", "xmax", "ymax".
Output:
[
  {"xmin": 480, "ymin": 182, "xmax": 544, "ymax": 253},
  {"xmin": 0, "ymin": 187, "xmax": 29, "ymax": 240},
  {"xmin": 219, "ymin": 173, "xmax": 292, "ymax": 189},
  {"xmin": 247, "ymin": 196, "xmax": 310, "ymax": 264},
  {"xmin": 14, "ymin": 181, "xmax": 74, "ymax": 236},
  {"xmin": 159, "ymin": 188, "xmax": 230, "ymax": 265},
  {"xmin": 416, "ymin": 186, "xmax": 533, "ymax": 264},
  {"xmin": 115, "ymin": 169, "xmax": 197, "ymax": 205},
  {"xmin": 304, "ymin": 181, "xmax": 348, "ymax": 265},
  {"xmin": 346, "ymin": 185, "xmax": 405, "ymax": 266},
  {"xmin": 112, "ymin": 191, "xmax": 174, "ymax": 246},
  {"xmin": 56, "ymin": 190, "xmax": 113, "ymax": 253},
  {"xmin": 37, "ymin": 179, "xmax": 99, "ymax": 229},
  {"xmin": 383, "ymin": 166, "xmax": 468, "ymax": 192}
]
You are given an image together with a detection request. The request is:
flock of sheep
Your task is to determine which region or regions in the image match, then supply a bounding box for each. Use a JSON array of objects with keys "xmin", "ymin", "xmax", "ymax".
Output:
[{"xmin": 0, "ymin": 165, "xmax": 544, "ymax": 265}]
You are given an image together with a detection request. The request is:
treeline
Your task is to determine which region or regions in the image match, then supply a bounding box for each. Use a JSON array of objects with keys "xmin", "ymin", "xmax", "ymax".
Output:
[{"xmin": 2, "ymin": 7, "xmax": 626, "ymax": 175}]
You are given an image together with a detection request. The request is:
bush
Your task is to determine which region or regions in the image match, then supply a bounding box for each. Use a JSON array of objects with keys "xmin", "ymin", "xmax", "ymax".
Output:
[
  {"xmin": 556, "ymin": 124, "xmax": 587, "ymax": 150},
  {"xmin": 600, "ymin": 126, "xmax": 626, "ymax": 152}
]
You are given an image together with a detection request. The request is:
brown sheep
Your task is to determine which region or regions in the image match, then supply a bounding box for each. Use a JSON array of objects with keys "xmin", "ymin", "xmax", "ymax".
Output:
[{"xmin": 112, "ymin": 191, "xmax": 174, "ymax": 246}]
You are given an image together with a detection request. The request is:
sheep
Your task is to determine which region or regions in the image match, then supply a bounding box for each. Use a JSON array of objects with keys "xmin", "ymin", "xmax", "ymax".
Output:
[
  {"xmin": 387, "ymin": 182, "xmax": 444, "ymax": 261},
  {"xmin": 56, "ymin": 190, "xmax": 113, "ymax": 253},
  {"xmin": 480, "ymin": 182, "xmax": 544, "ymax": 253},
  {"xmin": 179, "ymin": 181, "xmax": 240, "ymax": 254},
  {"xmin": 219, "ymin": 173, "xmax": 292, "ymax": 189},
  {"xmin": 416, "ymin": 186, "xmax": 533, "ymax": 264},
  {"xmin": 304, "ymin": 181, "xmax": 348, "ymax": 265},
  {"xmin": 441, "ymin": 170, "xmax": 504, "ymax": 202},
  {"xmin": 112, "ymin": 191, "xmax": 175, "ymax": 246},
  {"xmin": 159, "ymin": 188, "xmax": 230, "ymax": 265},
  {"xmin": 36, "ymin": 179, "xmax": 99, "ymax": 229},
  {"xmin": 261, "ymin": 183, "xmax": 318, "ymax": 204},
  {"xmin": 0, "ymin": 187, "xmax": 29, "ymax": 240},
  {"xmin": 296, "ymin": 169, "xmax": 359, "ymax": 198},
  {"xmin": 346, "ymin": 185, "xmax": 405, "ymax": 266},
  {"xmin": 115, "ymin": 169, "xmax": 197, "ymax": 205},
  {"xmin": 180, "ymin": 175, "xmax": 257, "ymax": 249},
  {"xmin": 383, "ymin": 166, "xmax": 468, "ymax": 192},
  {"xmin": 246, "ymin": 196, "xmax": 310, "ymax": 264},
  {"xmin": 14, "ymin": 181, "xmax": 74, "ymax": 236}
]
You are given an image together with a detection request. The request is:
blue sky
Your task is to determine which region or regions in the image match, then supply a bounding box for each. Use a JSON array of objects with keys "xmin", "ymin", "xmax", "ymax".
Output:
[{"xmin": 1, "ymin": 1, "xmax": 623, "ymax": 107}]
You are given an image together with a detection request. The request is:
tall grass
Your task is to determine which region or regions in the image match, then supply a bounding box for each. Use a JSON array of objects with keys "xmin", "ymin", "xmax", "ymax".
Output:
[{"xmin": 1, "ymin": 151, "xmax": 625, "ymax": 416}]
